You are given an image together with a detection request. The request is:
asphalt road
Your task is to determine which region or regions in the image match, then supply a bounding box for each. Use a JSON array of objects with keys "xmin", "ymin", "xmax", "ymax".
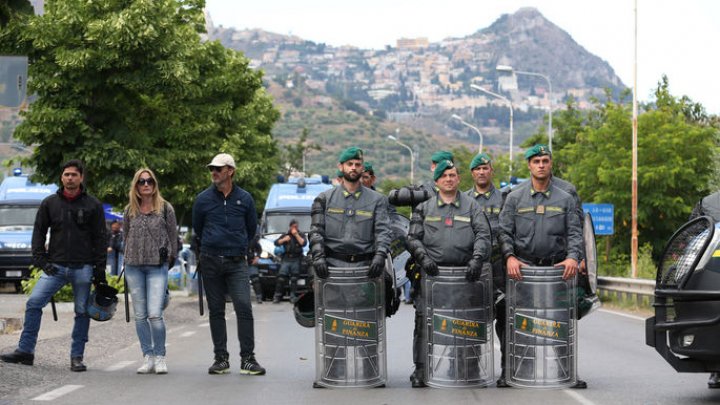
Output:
[{"xmin": 1, "ymin": 296, "xmax": 719, "ymax": 405}]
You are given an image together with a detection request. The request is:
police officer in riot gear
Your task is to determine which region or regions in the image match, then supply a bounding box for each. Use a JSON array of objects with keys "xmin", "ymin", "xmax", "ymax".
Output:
[
  {"xmin": 498, "ymin": 144, "xmax": 586, "ymax": 388},
  {"xmin": 309, "ymin": 147, "xmax": 391, "ymax": 278},
  {"xmin": 273, "ymin": 219, "xmax": 307, "ymax": 303},
  {"xmin": 466, "ymin": 152, "xmax": 509, "ymax": 387}
]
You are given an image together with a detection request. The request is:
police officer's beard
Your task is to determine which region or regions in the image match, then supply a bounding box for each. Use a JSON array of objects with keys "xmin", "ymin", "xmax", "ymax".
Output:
[{"xmin": 342, "ymin": 172, "xmax": 360, "ymax": 183}]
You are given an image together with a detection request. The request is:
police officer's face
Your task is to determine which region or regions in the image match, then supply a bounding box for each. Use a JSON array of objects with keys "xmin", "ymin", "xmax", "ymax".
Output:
[
  {"xmin": 61, "ymin": 167, "xmax": 83, "ymax": 191},
  {"xmin": 471, "ymin": 164, "xmax": 494, "ymax": 188},
  {"xmin": 436, "ymin": 167, "xmax": 460, "ymax": 193},
  {"xmin": 339, "ymin": 159, "xmax": 363, "ymax": 183},
  {"xmin": 360, "ymin": 172, "xmax": 375, "ymax": 188},
  {"xmin": 528, "ymin": 155, "xmax": 552, "ymax": 180}
]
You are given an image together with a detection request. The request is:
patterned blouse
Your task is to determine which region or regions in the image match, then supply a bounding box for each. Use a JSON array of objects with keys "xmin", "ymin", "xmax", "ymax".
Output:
[{"xmin": 123, "ymin": 202, "xmax": 178, "ymax": 266}]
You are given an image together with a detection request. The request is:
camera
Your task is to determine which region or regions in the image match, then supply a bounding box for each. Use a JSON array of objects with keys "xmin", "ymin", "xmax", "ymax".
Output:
[
  {"xmin": 159, "ymin": 246, "xmax": 169, "ymax": 263},
  {"xmin": 388, "ymin": 186, "xmax": 431, "ymax": 207}
]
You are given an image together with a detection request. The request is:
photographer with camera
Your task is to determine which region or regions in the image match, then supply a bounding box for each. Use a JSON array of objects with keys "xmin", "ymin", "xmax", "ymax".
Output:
[
  {"xmin": 122, "ymin": 168, "xmax": 178, "ymax": 375},
  {"xmin": 0, "ymin": 160, "xmax": 107, "ymax": 372},
  {"xmin": 273, "ymin": 219, "xmax": 307, "ymax": 303}
]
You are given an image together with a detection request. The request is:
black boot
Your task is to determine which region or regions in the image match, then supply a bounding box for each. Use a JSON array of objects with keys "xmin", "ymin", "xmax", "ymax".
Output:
[
  {"xmin": 409, "ymin": 363, "xmax": 426, "ymax": 388},
  {"xmin": 708, "ymin": 372, "xmax": 720, "ymax": 389},
  {"xmin": 251, "ymin": 276, "xmax": 263, "ymax": 303},
  {"xmin": 0, "ymin": 350, "xmax": 34, "ymax": 366},
  {"xmin": 496, "ymin": 369, "xmax": 510, "ymax": 388},
  {"xmin": 70, "ymin": 356, "xmax": 87, "ymax": 372}
]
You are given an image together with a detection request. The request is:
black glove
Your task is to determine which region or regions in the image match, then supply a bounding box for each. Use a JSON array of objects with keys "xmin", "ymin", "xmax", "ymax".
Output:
[
  {"xmin": 368, "ymin": 254, "xmax": 386, "ymax": 278},
  {"xmin": 93, "ymin": 263, "xmax": 107, "ymax": 285},
  {"xmin": 419, "ymin": 255, "xmax": 438, "ymax": 277},
  {"xmin": 465, "ymin": 258, "xmax": 483, "ymax": 282},
  {"xmin": 313, "ymin": 257, "xmax": 329, "ymax": 279},
  {"xmin": 42, "ymin": 263, "xmax": 57, "ymax": 276}
]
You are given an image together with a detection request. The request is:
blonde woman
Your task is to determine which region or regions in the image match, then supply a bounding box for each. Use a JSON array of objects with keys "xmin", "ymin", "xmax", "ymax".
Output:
[{"xmin": 123, "ymin": 168, "xmax": 178, "ymax": 374}]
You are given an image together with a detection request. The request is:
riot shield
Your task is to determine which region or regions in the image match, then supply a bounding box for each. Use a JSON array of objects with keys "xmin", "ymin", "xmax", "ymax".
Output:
[
  {"xmin": 506, "ymin": 266, "xmax": 577, "ymax": 389},
  {"xmin": 578, "ymin": 213, "xmax": 601, "ymax": 319},
  {"xmin": 422, "ymin": 266, "xmax": 494, "ymax": 388},
  {"xmin": 314, "ymin": 266, "xmax": 386, "ymax": 388},
  {"xmin": 388, "ymin": 212, "xmax": 410, "ymax": 287}
]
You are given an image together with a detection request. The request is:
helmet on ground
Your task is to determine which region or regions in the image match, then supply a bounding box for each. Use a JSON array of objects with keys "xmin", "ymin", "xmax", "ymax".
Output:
[
  {"xmin": 293, "ymin": 291, "xmax": 315, "ymax": 328},
  {"xmin": 87, "ymin": 283, "xmax": 118, "ymax": 322}
]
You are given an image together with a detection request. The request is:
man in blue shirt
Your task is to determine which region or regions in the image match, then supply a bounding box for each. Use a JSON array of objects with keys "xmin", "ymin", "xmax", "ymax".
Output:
[{"xmin": 192, "ymin": 153, "xmax": 265, "ymax": 376}]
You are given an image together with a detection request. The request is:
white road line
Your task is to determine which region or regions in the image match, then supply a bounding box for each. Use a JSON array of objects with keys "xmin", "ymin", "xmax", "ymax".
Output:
[
  {"xmin": 598, "ymin": 308, "xmax": 647, "ymax": 321},
  {"xmin": 104, "ymin": 361, "xmax": 135, "ymax": 372},
  {"xmin": 32, "ymin": 385, "xmax": 83, "ymax": 401},
  {"xmin": 564, "ymin": 388, "xmax": 596, "ymax": 405},
  {"xmin": 180, "ymin": 331, "xmax": 197, "ymax": 338},
  {"xmin": 197, "ymin": 322, "xmax": 209, "ymax": 328}
]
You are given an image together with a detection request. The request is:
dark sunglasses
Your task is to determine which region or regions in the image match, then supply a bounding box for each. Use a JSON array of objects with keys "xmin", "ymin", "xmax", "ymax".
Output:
[
  {"xmin": 208, "ymin": 166, "xmax": 225, "ymax": 173},
  {"xmin": 137, "ymin": 178, "xmax": 155, "ymax": 186}
]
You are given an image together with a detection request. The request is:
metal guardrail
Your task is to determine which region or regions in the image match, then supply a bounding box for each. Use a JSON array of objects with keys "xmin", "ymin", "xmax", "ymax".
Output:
[{"xmin": 597, "ymin": 276, "xmax": 655, "ymax": 306}]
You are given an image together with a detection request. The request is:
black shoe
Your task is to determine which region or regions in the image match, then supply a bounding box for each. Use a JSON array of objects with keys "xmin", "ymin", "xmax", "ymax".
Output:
[
  {"xmin": 70, "ymin": 357, "xmax": 87, "ymax": 372},
  {"xmin": 0, "ymin": 350, "xmax": 34, "ymax": 366},
  {"xmin": 708, "ymin": 372, "xmax": 720, "ymax": 389},
  {"xmin": 496, "ymin": 376, "xmax": 510, "ymax": 388},
  {"xmin": 409, "ymin": 365, "xmax": 426, "ymax": 388},
  {"xmin": 240, "ymin": 355, "xmax": 266, "ymax": 375},
  {"xmin": 272, "ymin": 296, "xmax": 281, "ymax": 304},
  {"xmin": 572, "ymin": 379, "xmax": 588, "ymax": 389},
  {"xmin": 208, "ymin": 356, "xmax": 230, "ymax": 375},
  {"xmin": 256, "ymin": 296, "xmax": 263, "ymax": 304}
]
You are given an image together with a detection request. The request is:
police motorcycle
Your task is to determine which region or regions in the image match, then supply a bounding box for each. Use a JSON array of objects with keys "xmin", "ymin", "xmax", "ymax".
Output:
[{"xmin": 646, "ymin": 216, "xmax": 720, "ymax": 385}]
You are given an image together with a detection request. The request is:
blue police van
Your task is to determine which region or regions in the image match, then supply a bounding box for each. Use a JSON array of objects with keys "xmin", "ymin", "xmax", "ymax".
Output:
[
  {"xmin": 256, "ymin": 175, "xmax": 333, "ymax": 299},
  {"xmin": 0, "ymin": 170, "xmax": 58, "ymax": 292}
]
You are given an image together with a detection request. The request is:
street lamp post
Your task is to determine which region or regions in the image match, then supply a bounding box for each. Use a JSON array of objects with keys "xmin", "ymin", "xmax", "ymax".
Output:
[
  {"xmin": 451, "ymin": 114, "xmax": 483, "ymax": 153},
  {"xmin": 388, "ymin": 135, "xmax": 414, "ymax": 185},
  {"xmin": 496, "ymin": 65, "xmax": 553, "ymax": 151},
  {"xmin": 470, "ymin": 84, "xmax": 514, "ymax": 171}
]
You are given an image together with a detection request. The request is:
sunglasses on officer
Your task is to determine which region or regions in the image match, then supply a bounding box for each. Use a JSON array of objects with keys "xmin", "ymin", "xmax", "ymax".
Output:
[{"xmin": 137, "ymin": 178, "xmax": 155, "ymax": 186}]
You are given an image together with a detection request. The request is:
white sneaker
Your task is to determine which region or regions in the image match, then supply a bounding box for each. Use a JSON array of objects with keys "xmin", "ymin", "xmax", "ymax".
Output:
[
  {"xmin": 154, "ymin": 356, "xmax": 168, "ymax": 374},
  {"xmin": 137, "ymin": 355, "xmax": 155, "ymax": 374}
]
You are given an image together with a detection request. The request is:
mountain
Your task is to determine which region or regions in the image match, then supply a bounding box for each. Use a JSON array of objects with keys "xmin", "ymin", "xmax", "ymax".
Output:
[{"xmin": 207, "ymin": 8, "xmax": 626, "ymax": 182}]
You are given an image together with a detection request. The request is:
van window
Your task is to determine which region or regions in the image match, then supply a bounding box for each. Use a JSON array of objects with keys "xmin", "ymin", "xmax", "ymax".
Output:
[
  {"xmin": 264, "ymin": 214, "xmax": 311, "ymax": 234},
  {"xmin": 0, "ymin": 206, "xmax": 39, "ymax": 230}
]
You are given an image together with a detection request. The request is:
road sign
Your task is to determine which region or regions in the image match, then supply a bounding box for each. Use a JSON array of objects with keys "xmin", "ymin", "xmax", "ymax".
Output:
[
  {"xmin": 0, "ymin": 56, "xmax": 28, "ymax": 108},
  {"xmin": 582, "ymin": 203, "xmax": 614, "ymax": 236}
]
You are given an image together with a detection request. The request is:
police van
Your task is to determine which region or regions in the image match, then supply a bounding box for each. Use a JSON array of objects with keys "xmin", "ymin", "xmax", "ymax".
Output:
[
  {"xmin": 257, "ymin": 175, "xmax": 332, "ymax": 299},
  {"xmin": 0, "ymin": 170, "xmax": 57, "ymax": 292}
]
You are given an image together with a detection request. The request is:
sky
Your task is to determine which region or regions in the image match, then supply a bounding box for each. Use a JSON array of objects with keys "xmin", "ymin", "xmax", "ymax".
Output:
[{"xmin": 204, "ymin": 0, "xmax": 720, "ymax": 115}]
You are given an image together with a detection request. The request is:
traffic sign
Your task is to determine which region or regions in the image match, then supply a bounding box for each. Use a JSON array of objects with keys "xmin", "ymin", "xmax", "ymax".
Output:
[{"xmin": 582, "ymin": 203, "xmax": 614, "ymax": 235}]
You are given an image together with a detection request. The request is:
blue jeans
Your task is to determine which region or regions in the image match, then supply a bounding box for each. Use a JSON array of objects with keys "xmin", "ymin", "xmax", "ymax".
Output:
[
  {"xmin": 18, "ymin": 264, "xmax": 92, "ymax": 358},
  {"xmin": 125, "ymin": 264, "xmax": 168, "ymax": 357},
  {"xmin": 107, "ymin": 251, "xmax": 124, "ymax": 276},
  {"xmin": 200, "ymin": 254, "xmax": 254, "ymax": 358}
]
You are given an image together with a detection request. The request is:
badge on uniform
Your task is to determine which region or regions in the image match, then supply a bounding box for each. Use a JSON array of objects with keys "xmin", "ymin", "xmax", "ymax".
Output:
[
  {"xmin": 444, "ymin": 217, "xmax": 453, "ymax": 227},
  {"xmin": 536, "ymin": 205, "xmax": 545, "ymax": 214}
]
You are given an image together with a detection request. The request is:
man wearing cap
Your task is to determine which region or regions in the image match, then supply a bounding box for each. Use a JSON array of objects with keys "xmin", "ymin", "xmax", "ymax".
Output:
[
  {"xmin": 361, "ymin": 162, "xmax": 377, "ymax": 190},
  {"xmin": 309, "ymin": 147, "xmax": 391, "ymax": 279},
  {"xmin": 498, "ymin": 144, "xmax": 585, "ymax": 388},
  {"xmin": 406, "ymin": 159, "xmax": 492, "ymax": 387},
  {"xmin": 192, "ymin": 153, "xmax": 266, "ymax": 376},
  {"xmin": 420, "ymin": 150, "xmax": 454, "ymax": 193},
  {"xmin": 466, "ymin": 152, "xmax": 509, "ymax": 387}
]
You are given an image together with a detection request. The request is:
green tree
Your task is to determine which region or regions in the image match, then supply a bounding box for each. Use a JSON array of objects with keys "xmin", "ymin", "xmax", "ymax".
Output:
[
  {"xmin": 564, "ymin": 78, "xmax": 717, "ymax": 259},
  {"xmin": 6, "ymin": 0, "xmax": 279, "ymax": 222},
  {"xmin": 279, "ymin": 127, "xmax": 321, "ymax": 179}
]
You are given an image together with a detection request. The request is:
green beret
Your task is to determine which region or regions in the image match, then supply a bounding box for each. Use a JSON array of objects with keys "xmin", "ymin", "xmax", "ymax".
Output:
[
  {"xmin": 433, "ymin": 160, "xmax": 456, "ymax": 181},
  {"xmin": 338, "ymin": 147, "xmax": 364, "ymax": 163},
  {"xmin": 525, "ymin": 144, "xmax": 552, "ymax": 160},
  {"xmin": 469, "ymin": 153, "xmax": 492, "ymax": 170},
  {"xmin": 431, "ymin": 150, "xmax": 454, "ymax": 164},
  {"xmin": 363, "ymin": 162, "xmax": 374, "ymax": 174}
]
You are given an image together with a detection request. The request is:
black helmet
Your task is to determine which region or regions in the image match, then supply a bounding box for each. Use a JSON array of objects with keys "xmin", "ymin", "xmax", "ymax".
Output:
[
  {"xmin": 87, "ymin": 283, "xmax": 118, "ymax": 322},
  {"xmin": 293, "ymin": 292, "xmax": 315, "ymax": 328}
]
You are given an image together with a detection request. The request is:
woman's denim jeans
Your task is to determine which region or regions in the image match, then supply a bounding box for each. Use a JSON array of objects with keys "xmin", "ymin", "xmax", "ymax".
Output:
[
  {"xmin": 18, "ymin": 264, "xmax": 92, "ymax": 358},
  {"xmin": 125, "ymin": 264, "xmax": 168, "ymax": 356}
]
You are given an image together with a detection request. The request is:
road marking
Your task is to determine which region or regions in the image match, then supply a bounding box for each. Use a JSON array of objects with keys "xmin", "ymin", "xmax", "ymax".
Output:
[
  {"xmin": 564, "ymin": 389, "xmax": 596, "ymax": 405},
  {"xmin": 167, "ymin": 326, "xmax": 186, "ymax": 334},
  {"xmin": 104, "ymin": 361, "xmax": 135, "ymax": 372},
  {"xmin": 180, "ymin": 331, "xmax": 196, "ymax": 338},
  {"xmin": 198, "ymin": 322, "xmax": 209, "ymax": 328},
  {"xmin": 599, "ymin": 308, "xmax": 647, "ymax": 321},
  {"xmin": 32, "ymin": 385, "xmax": 83, "ymax": 401}
]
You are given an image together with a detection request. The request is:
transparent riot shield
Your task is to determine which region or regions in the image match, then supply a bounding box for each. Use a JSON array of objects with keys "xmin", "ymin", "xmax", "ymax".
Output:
[
  {"xmin": 506, "ymin": 266, "xmax": 577, "ymax": 389},
  {"xmin": 422, "ymin": 266, "xmax": 494, "ymax": 388},
  {"xmin": 314, "ymin": 266, "xmax": 386, "ymax": 388}
]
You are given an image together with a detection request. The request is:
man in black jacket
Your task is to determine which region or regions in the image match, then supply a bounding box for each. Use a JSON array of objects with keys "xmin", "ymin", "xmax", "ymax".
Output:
[
  {"xmin": 0, "ymin": 160, "xmax": 107, "ymax": 372},
  {"xmin": 273, "ymin": 219, "xmax": 307, "ymax": 303}
]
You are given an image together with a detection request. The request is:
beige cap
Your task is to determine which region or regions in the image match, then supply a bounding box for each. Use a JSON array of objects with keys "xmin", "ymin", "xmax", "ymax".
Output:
[{"xmin": 207, "ymin": 153, "xmax": 236, "ymax": 169}]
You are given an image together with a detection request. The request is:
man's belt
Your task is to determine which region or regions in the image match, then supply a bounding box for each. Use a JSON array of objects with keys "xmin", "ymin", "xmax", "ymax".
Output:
[
  {"xmin": 517, "ymin": 254, "xmax": 566, "ymax": 267},
  {"xmin": 325, "ymin": 251, "xmax": 374, "ymax": 263}
]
